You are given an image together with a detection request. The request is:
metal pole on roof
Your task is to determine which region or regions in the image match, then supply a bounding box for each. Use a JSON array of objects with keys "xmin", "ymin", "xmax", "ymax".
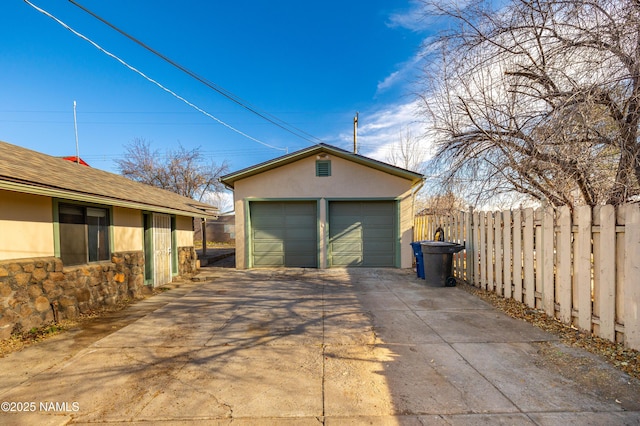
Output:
[
  {"xmin": 353, "ymin": 112, "xmax": 358, "ymax": 154},
  {"xmin": 73, "ymin": 100, "xmax": 79, "ymax": 164}
]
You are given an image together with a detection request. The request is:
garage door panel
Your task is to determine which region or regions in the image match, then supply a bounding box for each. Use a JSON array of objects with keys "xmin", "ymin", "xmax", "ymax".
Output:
[
  {"xmin": 363, "ymin": 228, "xmax": 394, "ymax": 238},
  {"xmin": 329, "ymin": 201, "xmax": 396, "ymax": 267},
  {"xmin": 363, "ymin": 241, "xmax": 395, "ymax": 251},
  {"xmin": 285, "ymin": 216, "xmax": 316, "ymax": 227},
  {"xmin": 285, "ymin": 202, "xmax": 315, "ymax": 212},
  {"xmin": 333, "ymin": 214, "xmax": 361, "ymax": 221},
  {"xmin": 365, "ymin": 203, "xmax": 395, "ymax": 212},
  {"xmin": 286, "ymin": 240, "xmax": 316, "ymax": 251},
  {"xmin": 254, "ymin": 241, "xmax": 284, "ymax": 252},
  {"xmin": 331, "ymin": 254, "xmax": 362, "ymax": 266},
  {"xmin": 254, "ymin": 254, "xmax": 285, "ymax": 266},
  {"xmin": 332, "ymin": 241, "xmax": 363, "ymax": 252},
  {"xmin": 253, "ymin": 203, "xmax": 285, "ymax": 215},
  {"xmin": 363, "ymin": 256, "xmax": 394, "ymax": 267},
  {"xmin": 253, "ymin": 228, "xmax": 286, "ymax": 239},
  {"xmin": 253, "ymin": 218, "xmax": 284, "ymax": 228},
  {"xmin": 331, "ymin": 228, "xmax": 361, "ymax": 239},
  {"xmin": 285, "ymin": 254, "xmax": 317, "ymax": 267},
  {"xmin": 250, "ymin": 201, "xmax": 317, "ymax": 268},
  {"xmin": 365, "ymin": 216, "xmax": 394, "ymax": 226}
]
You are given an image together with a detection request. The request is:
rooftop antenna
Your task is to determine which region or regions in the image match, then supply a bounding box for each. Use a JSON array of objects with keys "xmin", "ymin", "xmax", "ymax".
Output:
[
  {"xmin": 73, "ymin": 100, "xmax": 79, "ymax": 164},
  {"xmin": 353, "ymin": 112, "xmax": 358, "ymax": 154}
]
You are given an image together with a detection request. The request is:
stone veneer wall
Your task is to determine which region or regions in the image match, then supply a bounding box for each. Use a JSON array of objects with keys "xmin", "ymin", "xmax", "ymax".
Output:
[
  {"xmin": 178, "ymin": 246, "xmax": 198, "ymax": 277},
  {"xmin": 0, "ymin": 251, "xmax": 147, "ymax": 340}
]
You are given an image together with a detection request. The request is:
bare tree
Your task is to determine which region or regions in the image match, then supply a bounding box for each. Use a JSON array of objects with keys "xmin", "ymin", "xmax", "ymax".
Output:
[
  {"xmin": 117, "ymin": 138, "xmax": 229, "ymax": 202},
  {"xmin": 385, "ymin": 127, "xmax": 428, "ymax": 174},
  {"xmin": 416, "ymin": 190, "xmax": 467, "ymax": 216},
  {"xmin": 419, "ymin": 0, "xmax": 640, "ymax": 207}
]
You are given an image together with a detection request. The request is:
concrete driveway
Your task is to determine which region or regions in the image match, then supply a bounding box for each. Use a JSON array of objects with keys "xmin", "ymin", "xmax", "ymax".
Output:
[{"xmin": 0, "ymin": 268, "xmax": 639, "ymax": 425}]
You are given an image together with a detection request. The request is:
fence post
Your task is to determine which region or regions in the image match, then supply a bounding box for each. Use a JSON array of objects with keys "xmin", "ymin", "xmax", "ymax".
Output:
[
  {"xmin": 487, "ymin": 212, "xmax": 495, "ymax": 292},
  {"xmin": 574, "ymin": 205, "xmax": 593, "ymax": 332},
  {"xmin": 624, "ymin": 203, "xmax": 640, "ymax": 350},
  {"xmin": 598, "ymin": 205, "xmax": 616, "ymax": 341},
  {"xmin": 523, "ymin": 208, "xmax": 535, "ymax": 308},
  {"xmin": 557, "ymin": 206, "xmax": 572, "ymax": 323},
  {"xmin": 466, "ymin": 206, "xmax": 474, "ymax": 284},
  {"xmin": 473, "ymin": 210, "xmax": 481, "ymax": 288},
  {"xmin": 503, "ymin": 210, "xmax": 512, "ymax": 299},
  {"xmin": 541, "ymin": 205, "xmax": 555, "ymax": 317},
  {"xmin": 512, "ymin": 209, "xmax": 523, "ymax": 302},
  {"xmin": 479, "ymin": 211, "xmax": 487, "ymax": 290},
  {"xmin": 495, "ymin": 211, "xmax": 503, "ymax": 296}
]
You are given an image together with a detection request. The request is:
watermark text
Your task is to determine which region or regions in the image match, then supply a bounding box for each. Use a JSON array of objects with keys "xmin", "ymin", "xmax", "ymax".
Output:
[{"xmin": 1, "ymin": 401, "xmax": 80, "ymax": 413}]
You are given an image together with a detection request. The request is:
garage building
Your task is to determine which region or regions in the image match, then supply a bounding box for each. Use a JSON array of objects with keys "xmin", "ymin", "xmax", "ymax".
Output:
[{"xmin": 220, "ymin": 143, "xmax": 424, "ymax": 269}]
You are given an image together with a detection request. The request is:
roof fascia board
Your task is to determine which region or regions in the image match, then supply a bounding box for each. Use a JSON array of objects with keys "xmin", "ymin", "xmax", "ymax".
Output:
[
  {"xmin": 0, "ymin": 181, "xmax": 215, "ymax": 219},
  {"xmin": 221, "ymin": 145, "xmax": 320, "ymax": 184}
]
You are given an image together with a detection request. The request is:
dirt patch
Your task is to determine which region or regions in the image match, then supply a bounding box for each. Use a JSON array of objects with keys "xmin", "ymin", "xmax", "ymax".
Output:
[
  {"xmin": 0, "ymin": 285, "xmax": 171, "ymax": 358},
  {"xmin": 534, "ymin": 342, "xmax": 640, "ymax": 411},
  {"xmin": 458, "ymin": 281, "xmax": 640, "ymax": 383}
]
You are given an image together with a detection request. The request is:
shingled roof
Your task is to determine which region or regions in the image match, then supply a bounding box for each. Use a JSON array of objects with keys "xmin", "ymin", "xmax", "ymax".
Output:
[{"xmin": 0, "ymin": 141, "xmax": 217, "ymax": 218}]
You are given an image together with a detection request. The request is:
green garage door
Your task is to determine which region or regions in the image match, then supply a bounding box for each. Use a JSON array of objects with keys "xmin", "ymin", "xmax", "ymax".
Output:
[
  {"xmin": 329, "ymin": 201, "xmax": 396, "ymax": 267},
  {"xmin": 250, "ymin": 201, "xmax": 317, "ymax": 267}
]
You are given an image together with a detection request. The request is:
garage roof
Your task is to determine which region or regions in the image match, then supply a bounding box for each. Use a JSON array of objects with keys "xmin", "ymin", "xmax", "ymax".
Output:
[
  {"xmin": 220, "ymin": 143, "xmax": 424, "ymax": 189},
  {"xmin": 0, "ymin": 141, "xmax": 218, "ymax": 218}
]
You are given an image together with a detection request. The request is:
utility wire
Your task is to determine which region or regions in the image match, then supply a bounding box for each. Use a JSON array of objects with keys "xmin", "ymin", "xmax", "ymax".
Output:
[
  {"xmin": 68, "ymin": 0, "xmax": 325, "ymax": 145},
  {"xmin": 23, "ymin": 0, "xmax": 287, "ymax": 152}
]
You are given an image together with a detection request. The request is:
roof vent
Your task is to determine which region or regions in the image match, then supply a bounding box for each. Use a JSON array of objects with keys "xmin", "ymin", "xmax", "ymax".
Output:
[{"xmin": 316, "ymin": 160, "xmax": 331, "ymax": 177}]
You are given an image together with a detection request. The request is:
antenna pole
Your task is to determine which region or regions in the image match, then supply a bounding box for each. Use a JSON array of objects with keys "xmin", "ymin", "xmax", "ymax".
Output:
[
  {"xmin": 73, "ymin": 100, "xmax": 79, "ymax": 164},
  {"xmin": 353, "ymin": 112, "xmax": 358, "ymax": 154}
]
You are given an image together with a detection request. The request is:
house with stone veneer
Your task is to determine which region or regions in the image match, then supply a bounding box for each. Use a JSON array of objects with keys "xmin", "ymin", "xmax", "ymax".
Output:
[
  {"xmin": 220, "ymin": 143, "xmax": 424, "ymax": 269},
  {"xmin": 0, "ymin": 141, "xmax": 217, "ymax": 339}
]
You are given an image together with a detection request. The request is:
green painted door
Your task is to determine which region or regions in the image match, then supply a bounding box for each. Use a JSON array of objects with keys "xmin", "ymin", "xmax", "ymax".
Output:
[
  {"xmin": 250, "ymin": 201, "xmax": 317, "ymax": 267},
  {"xmin": 329, "ymin": 201, "xmax": 396, "ymax": 267}
]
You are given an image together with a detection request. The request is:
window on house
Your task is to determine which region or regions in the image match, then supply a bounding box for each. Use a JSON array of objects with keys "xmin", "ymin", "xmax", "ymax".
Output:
[
  {"xmin": 316, "ymin": 160, "xmax": 331, "ymax": 177},
  {"xmin": 59, "ymin": 204, "xmax": 110, "ymax": 265}
]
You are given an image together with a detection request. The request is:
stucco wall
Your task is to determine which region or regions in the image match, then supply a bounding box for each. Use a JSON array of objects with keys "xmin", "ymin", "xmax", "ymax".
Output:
[
  {"xmin": 1, "ymin": 190, "xmax": 199, "ymax": 282},
  {"xmin": 235, "ymin": 155, "xmax": 413, "ymax": 198},
  {"xmin": 112, "ymin": 207, "xmax": 143, "ymax": 252},
  {"xmin": 233, "ymin": 154, "xmax": 417, "ymax": 269},
  {"xmin": 175, "ymin": 215, "xmax": 194, "ymax": 247},
  {"xmin": 0, "ymin": 190, "xmax": 55, "ymax": 261}
]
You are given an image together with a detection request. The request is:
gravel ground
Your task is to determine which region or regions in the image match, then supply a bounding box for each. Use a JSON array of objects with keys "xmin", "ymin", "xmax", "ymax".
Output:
[{"xmin": 458, "ymin": 281, "xmax": 640, "ymax": 382}]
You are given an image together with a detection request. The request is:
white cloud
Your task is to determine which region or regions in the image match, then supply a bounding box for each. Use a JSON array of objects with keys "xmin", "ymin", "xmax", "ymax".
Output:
[
  {"xmin": 331, "ymin": 3, "xmax": 446, "ymax": 170},
  {"xmin": 376, "ymin": 39, "xmax": 438, "ymax": 96},
  {"xmin": 334, "ymin": 100, "xmax": 435, "ymax": 171},
  {"xmin": 387, "ymin": 1, "xmax": 430, "ymax": 32},
  {"xmin": 377, "ymin": 70, "xmax": 402, "ymax": 93},
  {"xmin": 203, "ymin": 190, "xmax": 234, "ymax": 213},
  {"xmin": 376, "ymin": 54, "xmax": 421, "ymax": 95}
]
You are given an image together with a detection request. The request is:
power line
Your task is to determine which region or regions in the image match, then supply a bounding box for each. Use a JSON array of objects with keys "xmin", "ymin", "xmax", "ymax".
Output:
[
  {"xmin": 23, "ymin": 0, "xmax": 287, "ymax": 152},
  {"xmin": 67, "ymin": 0, "xmax": 325, "ymax": 145}
]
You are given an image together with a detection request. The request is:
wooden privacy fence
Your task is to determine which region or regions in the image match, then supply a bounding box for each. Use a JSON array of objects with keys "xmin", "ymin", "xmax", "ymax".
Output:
[{"xmin": 414, "ymin": 204, "xmax": 640, "ymax": 351}]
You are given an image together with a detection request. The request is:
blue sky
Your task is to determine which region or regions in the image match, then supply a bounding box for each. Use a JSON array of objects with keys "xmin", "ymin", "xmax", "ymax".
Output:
[{"xmin": 2, "ymin": 1, "xmax": 432, "ymax": 182}]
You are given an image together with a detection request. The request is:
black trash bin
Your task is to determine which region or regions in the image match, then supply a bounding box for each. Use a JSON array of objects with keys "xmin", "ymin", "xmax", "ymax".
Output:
[{"xmin": 420, "ymin": 241, "xmax": 465, "ymax": 287}]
